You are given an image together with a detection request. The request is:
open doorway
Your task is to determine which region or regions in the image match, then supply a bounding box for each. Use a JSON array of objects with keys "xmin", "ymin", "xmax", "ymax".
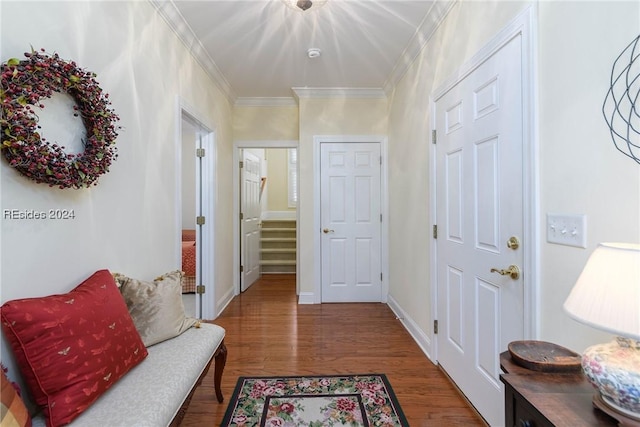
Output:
[
  {"xmin": 233, "ymin": 141, "xmax": 299, "ymax": 296},
  {"xmin": 178, "ymin": 108, "xmax": 216, "ymax": 319},
  {"xmin": 180, "ymin": 116, "xmax": 198, "ymax": 318}
]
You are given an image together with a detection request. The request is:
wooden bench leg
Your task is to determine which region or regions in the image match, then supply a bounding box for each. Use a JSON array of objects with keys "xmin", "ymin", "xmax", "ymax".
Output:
[{"xmin": 214, "ymin": 340, "xmax": 227, "ymax": 403}]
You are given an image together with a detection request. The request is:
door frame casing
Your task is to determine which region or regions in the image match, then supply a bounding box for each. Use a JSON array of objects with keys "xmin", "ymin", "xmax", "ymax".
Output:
[
  {"xmin": 312, "ymin": 135, "xmax": 389, "ymax": 304},
  {"xmin": 232, "ymin": 140, "xmax": 299, "ymax": 297},
  {"xmin": 174, "ymin": 97, "xmax": 217, "ymax": 319},
  {"xmin": 429, "ymin": 6, "xmax": 539, "ymax": 363}
]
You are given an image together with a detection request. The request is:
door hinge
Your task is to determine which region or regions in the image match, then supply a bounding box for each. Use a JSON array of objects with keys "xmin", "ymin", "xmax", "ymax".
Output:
[
  {"xmin": 196, "ymin": 216, "xmax": 205, "ymax": 225},
  {"xmin": 380, "ymin": 272, "xmax": 383, "ymax": 281},
  {"xmin": 239, "ymin": 161, "xmax": 244, "ymax": 168},
  {"xmin": 380, "ymin": 214, "xmax": 382, "ymax": 222},
  {"xmin": 380, "ymin": 156, "xmax": 382, "ymax": 165},
  {"xmin": 240, "ymin": 212, "xmax": 244, "ymax": 220},
  {"xmin": 196, "ymin": 285, "xmax": 205, "ymax": 294},
  {"xmin": 196, "ymin": 148, "xmax": 205, "ymax": 158},
  {"xmin": 432, "ymin": 129, "xmax": 437, "ymax": 144},
  {"xmin": 434, "ymin": 320, "xmax": 439, "ymax": 334},
  {"xmin": 433, "ymin": 224, "xmax": 438, "ymax": 239},
  {"xmin": 240, "ymin": 265, "xmax": 244, "ymax": 273}
]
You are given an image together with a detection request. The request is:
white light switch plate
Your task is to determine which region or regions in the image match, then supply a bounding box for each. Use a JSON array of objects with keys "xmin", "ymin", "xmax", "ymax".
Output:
[{"xmin": 546, "ymin": 213, "xmax": 587, "ymax": 248}]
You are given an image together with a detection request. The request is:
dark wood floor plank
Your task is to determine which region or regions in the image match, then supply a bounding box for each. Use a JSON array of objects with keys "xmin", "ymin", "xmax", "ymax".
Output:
[{"xmin": 180, "ymin": 274, "xmax": 486, "ymax": 426}]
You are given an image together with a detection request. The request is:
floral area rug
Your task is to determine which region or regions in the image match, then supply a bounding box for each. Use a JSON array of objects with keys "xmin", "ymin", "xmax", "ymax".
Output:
[{"xmin": 220, "ymin": 374, "xmax": 409, "ymax": 427}]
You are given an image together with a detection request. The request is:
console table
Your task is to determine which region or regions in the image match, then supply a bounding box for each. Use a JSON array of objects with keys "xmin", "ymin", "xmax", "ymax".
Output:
[{"xmin": 499, "ymin": 351, "xmax": 618, "ymax": 426}]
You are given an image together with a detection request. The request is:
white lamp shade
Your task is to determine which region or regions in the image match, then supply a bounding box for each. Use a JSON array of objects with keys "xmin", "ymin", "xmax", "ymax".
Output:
[{"xmin": 563, "ymin": 242, "xmax": 640, "ymax": 340}]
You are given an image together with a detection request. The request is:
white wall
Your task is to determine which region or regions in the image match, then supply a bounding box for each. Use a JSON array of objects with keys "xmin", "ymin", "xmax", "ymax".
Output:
[
  {"xmin": 537, "ymin": 0, "xmax": 640, "ymax": 350},
  {"xmin": 266, "ymin": 148, "xmax": 294, "ymax": 212},
  {"xmin": 0, "ymin": 0, "xmax": 235, "ymax": 381},
  {"xmin": 297, "ymin": 97, "xmax": 389, "ymax": 297},
  {"xmin": 233, "ymin": 105, "xmax": 299, "ymax": 141},
  {"xmin": 387, "ymin": 0, "xmax": 640, "ymax": 357}
]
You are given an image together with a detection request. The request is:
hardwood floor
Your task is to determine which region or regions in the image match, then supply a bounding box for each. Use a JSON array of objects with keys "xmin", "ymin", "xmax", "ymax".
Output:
[{"xmin": 181, "ymin": 275, "xmax": 486, "ymax": 426}]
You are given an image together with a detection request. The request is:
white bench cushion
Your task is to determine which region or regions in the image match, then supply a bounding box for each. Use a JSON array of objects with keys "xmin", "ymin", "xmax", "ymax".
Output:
[{"xmin": 32, "ymin": 323, "xmax": 225, "ymax": 427}]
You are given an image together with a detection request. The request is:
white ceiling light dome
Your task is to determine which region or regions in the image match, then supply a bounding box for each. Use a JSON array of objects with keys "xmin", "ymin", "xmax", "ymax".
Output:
[
  {"xmin": 307, "ymin": 48, "xmax": 322, "ymax": 59},
  {"xmin": 281, "ymin": 0, "xmax": 328, "ymax": 13}
]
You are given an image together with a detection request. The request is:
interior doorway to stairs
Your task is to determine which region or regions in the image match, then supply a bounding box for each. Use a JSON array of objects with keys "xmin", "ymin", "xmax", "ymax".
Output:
[{"xmin": 234, "ymin": 141, "xmax": 299, "ymax": 296}]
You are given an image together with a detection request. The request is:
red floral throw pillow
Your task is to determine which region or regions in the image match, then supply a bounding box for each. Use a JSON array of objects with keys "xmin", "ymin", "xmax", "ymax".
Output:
[{"xmin": 0, "ymin": 270, "xmax": 148, "ymax": 426}]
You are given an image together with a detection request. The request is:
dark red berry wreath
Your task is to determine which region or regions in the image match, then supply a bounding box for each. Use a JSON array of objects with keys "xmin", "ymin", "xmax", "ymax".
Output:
[{"xmin": 1, "ymin": 49, "xmax": 120, "ymax": 189}]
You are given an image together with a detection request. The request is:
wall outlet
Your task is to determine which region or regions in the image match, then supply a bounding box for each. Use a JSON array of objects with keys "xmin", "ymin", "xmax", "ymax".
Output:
[{"xmin": 546, "ymin": 213, "xmax": 587, "ymax": 248}]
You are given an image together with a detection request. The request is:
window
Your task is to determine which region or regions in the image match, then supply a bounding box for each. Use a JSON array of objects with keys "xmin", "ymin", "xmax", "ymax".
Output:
[{"xmin": 288, "ymin": 148, "xmax": 297, "ymax": 208}]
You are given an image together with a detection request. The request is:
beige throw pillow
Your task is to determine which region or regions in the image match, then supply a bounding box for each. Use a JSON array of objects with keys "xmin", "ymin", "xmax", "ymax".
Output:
[{"xmin": 116, "ymin": 270, "xmax": 198, "ymax": 347}]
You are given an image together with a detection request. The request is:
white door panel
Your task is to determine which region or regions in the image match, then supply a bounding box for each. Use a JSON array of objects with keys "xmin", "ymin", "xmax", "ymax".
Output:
[
  {"xmin": 321, "ymin": 143, "xmax": 382, "ymax": 302},
  {"xmin": 436, "ymin": 34, "xmax": 524, "ymax": 426},
  {"xmin": 241, "ymin": 150, "xmax": 261, "ymax": 291}
]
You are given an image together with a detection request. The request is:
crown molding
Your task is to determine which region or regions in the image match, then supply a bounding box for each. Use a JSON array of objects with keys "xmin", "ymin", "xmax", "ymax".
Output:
[
  {"xmin": 383, "ymin": 0, "xmax": 457, "ymax": 96},
  {"xmin": 235, "ymin": 97, "xmax": 298, "ymax": 107},
  {"xmin": 149, "ymin": 0, "xmax": 237, "ymax": 105},
  {"xmin": 292, "ymin": 87, "xmax": 387, "ymax": 100}
]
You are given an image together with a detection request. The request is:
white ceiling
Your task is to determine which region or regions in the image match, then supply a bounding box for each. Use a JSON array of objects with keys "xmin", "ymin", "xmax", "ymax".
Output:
[{"xmin": 153, "ymin": 0, "xmax": 454, "ymax": 103}]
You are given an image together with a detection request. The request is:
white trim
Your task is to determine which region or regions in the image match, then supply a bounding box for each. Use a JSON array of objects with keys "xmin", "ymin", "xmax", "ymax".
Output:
[
  {"xmin": 292, "ymin": 87, "xmax": 387, "ymax": 100},
  {"xmin": 387, "ymin": 295, "xmax": 434, "ymax": 362},
  {"xmin": 428, "ymin": 96, "xmax": 439, "ymax": 364},
  {"xmin": 522, "ymin": 5, "xmax": 540, "ymax": 341},
  {"xmin": 233, "ymin": 140, "xmax": 300, "ymax": 298},
  {"xmin": 313, "ymin": 135, "xmax": 389, "ymax": 305},
  {"xmin": 298, "ymin": 292, "xmax": 315, "ymax": 305},
  {"xmin": 150, "ymin": 0, "xmax": 236, "ymax": 104},
  {"xmin": 383, "ymin": 0, "xmax": 457, "ymax": 96},
  {"xmin": 175, "ymin": 97, "xmax": 217, "ymax": 320},
  {"xmin": 429, "ymin": 6, "xmax": 539, "ymax": 363},
  {"xmin": 235, "ymin": 97, "xmax": 298, "ymax": 107}
]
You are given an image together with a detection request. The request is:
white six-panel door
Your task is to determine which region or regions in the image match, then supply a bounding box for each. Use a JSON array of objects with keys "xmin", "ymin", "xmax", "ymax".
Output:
[
  {"xmin": 435, "ymin": 34, "xmax": 525, "ymax": 426},
  {"xmin": 241, "ymin": 150, "xmax": 261, "ymax": 292},
  {"xmin": 320, "ymin": 142, "xmax": 382, "ymax": 302}
]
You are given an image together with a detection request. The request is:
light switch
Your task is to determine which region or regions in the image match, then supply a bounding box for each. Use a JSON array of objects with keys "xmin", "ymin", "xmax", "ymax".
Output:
[{"xmin": 546, "ymin": 213, "xmax": 587, "ymax": 248}]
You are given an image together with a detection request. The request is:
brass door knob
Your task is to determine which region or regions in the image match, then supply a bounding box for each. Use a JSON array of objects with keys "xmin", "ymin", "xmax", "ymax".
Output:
[
  {"xmin": 323, "ymin": 228, "xmax": 334, "ymax": 234},
  {"xmin": 490, "ymin": 265, "xmax": 520, "ymax": 280},
  {"xmin": 507, "ymin": 236, "xmax": 520, "ymax": 250}
]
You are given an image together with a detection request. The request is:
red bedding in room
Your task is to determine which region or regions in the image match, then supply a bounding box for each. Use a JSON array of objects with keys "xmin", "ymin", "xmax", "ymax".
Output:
[{"xmin": 181, "ymin": 230, "xmax": 196, "ymax": 293}]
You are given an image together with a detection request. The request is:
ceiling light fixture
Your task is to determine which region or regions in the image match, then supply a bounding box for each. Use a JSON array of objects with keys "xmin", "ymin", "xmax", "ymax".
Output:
[
  {"xmin": 307, "ymin": 48, "xmax": 322, "ymax": 59},
  {"xmin": 281, "ymin": 0, "xmax": 328, "ymax": 13}
]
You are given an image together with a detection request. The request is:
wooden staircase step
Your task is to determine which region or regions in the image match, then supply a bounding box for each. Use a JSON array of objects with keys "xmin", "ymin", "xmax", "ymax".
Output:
[
  {"xmin": 260, "ymin": 260, "xmax": 296, "ymax": 265},
  {"xmin": 260, "ymin": 219, "xmax": 297, "ymax": 274}
]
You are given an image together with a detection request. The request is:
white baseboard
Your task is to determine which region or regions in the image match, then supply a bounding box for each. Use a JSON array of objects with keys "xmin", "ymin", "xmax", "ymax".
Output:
[
  {"xmin": 215, "ymin": 287, "xmax": 236, "ymax": 317},
  {"xmin": 386, "ymin": 295, "xmax": 435, "ymax": 364},
  {"xmin": 297, "ymin": 292, "xmax": 315, "ymax": 304}
]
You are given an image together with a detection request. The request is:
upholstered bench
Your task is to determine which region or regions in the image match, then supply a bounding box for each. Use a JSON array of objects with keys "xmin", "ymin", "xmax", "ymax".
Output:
[
  {"xmin": 1, "ymin": 269, "xmax": 227, "ymax": 427},
  {"xmin": 31, "ymin": 323, "xmax": 227, "ymax": 427}
]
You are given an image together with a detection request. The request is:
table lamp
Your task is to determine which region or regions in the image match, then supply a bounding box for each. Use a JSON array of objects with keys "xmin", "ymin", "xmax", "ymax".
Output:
[{"xmin": 563, "ymin": 242, "xmax": 640, "ymax": 422}]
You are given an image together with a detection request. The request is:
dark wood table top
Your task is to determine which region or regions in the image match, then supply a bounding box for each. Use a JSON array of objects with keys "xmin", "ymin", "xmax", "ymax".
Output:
[{"xmin": 500, "ymin": 351, "xmax": 618, "ymax": 426}]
